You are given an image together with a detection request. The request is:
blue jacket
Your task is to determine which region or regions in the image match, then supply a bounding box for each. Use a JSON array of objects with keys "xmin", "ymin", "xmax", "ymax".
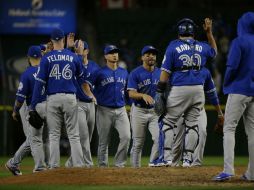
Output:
[{"xmin": 223, "ymin": 12, "xmax": 254, "ymax": 96}]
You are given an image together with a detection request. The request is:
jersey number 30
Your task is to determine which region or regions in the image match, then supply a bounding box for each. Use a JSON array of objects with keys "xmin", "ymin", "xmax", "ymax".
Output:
[{"xmin": 49, "ymin": 64, "xmax": 72, "ymax": 80}]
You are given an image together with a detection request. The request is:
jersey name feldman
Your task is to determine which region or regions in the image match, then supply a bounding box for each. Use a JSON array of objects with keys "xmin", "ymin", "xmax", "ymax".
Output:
[
  {"xmin": 101, "ymin": 77, "xmax": 126, "ymax": 86},
  {"xmin": 47, "ymin": 54, "xmax": 74, "ymax": 63},
  {"xmin": 175, "ymin": 44, "xmax": 202, "ymax": 53}
]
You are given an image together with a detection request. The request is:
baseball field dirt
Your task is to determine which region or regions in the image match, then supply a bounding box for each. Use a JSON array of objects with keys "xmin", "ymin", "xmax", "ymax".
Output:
[{"xmin": 0, "ymin": 166, "xmax": 253, "ymax": 188}]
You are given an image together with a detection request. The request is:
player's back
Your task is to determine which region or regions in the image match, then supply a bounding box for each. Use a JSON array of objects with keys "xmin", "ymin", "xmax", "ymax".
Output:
[
  {"xmin": 223, "ymin": 12, "xmax": 254, "ymax": 96},
  {"xmin": 42, "ymin": 49, "xmax": 82, "ymax": 95},
  {"xmin": 18, "ymin": 66, "xmax": 40, "ymax": 105},
  {"xmin": 162, "ymin": 39, "xmax": 216, "ymax": 86}
]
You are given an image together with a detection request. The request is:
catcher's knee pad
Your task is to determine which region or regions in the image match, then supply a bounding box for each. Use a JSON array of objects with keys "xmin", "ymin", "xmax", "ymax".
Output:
[{"xmin": 184, "ymin": 124, "xmax": 199, "ymax": 153}]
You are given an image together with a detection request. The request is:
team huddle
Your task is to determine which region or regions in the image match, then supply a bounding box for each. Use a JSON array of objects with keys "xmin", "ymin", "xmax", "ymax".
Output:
[{"xmin": 5, "ymin": 12, "xmax": 254, "ymax": 182}]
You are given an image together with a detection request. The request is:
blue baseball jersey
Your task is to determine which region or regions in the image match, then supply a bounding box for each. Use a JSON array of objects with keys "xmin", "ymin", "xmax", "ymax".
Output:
[
  {"xmin": 201, "ymin": 67, "xmax": 219, "ymax": 106},
  {"xmin": 16, "ymin": 66, "xmax": 46, "ymax": 106},
  {"xmin": 31, "ymin": 49, "xmax": 85, "ymax": 109},
  {"xmin": 161, "ymin": 39, "xmax": 216, "ymax": 86},
  {"xmin": 127, "ymin": 65, "xmax": 160, "ymax": 108},
  {"xmin": 75, "ymin": 59, "xmax": 100, "ymax": 102},
  {"xmin": 223, "ymin": 12, "xmax": 254, "ymax": 96},
  {"xmin": 87, "ymin": 66, "xmax": 128, "ymax": 108}
]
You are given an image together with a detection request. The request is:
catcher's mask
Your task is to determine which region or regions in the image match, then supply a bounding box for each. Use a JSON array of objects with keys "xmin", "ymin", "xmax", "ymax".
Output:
[{"xmin": 177, "ymin": 18, "xmax": 197, "ymax": 36}]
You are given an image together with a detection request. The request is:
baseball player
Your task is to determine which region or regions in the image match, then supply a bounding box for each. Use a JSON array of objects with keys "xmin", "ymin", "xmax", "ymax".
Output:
[
  {"xmin": 31, "ymin": 28, "xmax": 85, "ymax": 168},
  {"xmin": 128, "ymin": 45, "xmax": 160, "ymax": 168},
  {"xmin": 86, "ymin": 45, "xmax": 130, "ymax": 167},
  {"xmin": 65, "ymin": 37, "xmax": 100, "ymax": 167},
  {"xmin": 155, "ymin": 18, "xmax": 217, "ymax": 167},
  {"xmin": 5, "ymin": 46, "xmax": 47, "ymax": 175},
  {"xmin": 214, "ymin": 12, "xmax": 254, "ymax": 181}
]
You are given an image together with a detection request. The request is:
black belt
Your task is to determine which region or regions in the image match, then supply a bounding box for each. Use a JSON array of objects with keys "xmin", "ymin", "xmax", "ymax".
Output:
[
  {"xmin": 173, "ymin": 65, "xmax": 202, "ymax": 72},
  {"xmin": 134, "ymin": 103, "xmax": 153, "ymax": 109}
]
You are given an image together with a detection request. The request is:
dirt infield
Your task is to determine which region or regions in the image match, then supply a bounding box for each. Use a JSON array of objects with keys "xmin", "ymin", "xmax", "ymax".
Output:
[{"xmin": 0, "ymin": 166, "xmax": 253, "ymax": 187}]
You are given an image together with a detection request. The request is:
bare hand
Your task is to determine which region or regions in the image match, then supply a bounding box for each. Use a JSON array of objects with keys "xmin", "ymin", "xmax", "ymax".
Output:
[
  {"xmin": 46, "ymin": 41, "xmax": 53, "ymax": 52},
  {"xmin": 12, "ymin": 111, "xmax": 19, "ymax": 121},
  {"xmin": 142, "ymin": 94, "xmax": 154, "ymax": 105},
  {"xmin": 203, "ymin": 18, "xmax": 213, "ymax": 33},
  {"xmin": 66, "ymin": 33, "xmax": 75, "ymax": 48},
  {"xmin": 75, "ymin": 39, "xmax": 84, "ymax": 55}
]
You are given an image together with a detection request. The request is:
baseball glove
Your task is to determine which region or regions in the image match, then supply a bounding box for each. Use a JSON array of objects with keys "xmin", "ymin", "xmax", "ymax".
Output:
[
  {"xmin": 214, "ymin": 115, "xmax": 224, "ymax": 135},
  {"xmin": 29, "ymin": 111, "xmax": 44, "ymax": 129},
  {"xmin": 154, "ymin": 92, "xmax": 167, "ymax": 116}
]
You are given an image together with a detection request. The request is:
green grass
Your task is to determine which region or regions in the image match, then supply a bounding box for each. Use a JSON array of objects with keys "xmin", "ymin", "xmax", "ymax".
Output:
[{"xmin": 0, "ymin": 156, "xmax": 252, "ymax": 190}]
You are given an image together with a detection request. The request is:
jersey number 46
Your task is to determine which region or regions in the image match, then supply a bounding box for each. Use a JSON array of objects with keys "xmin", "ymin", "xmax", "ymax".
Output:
[{"xmin": 49, "ymin": 64, "xmax": 72, "ymax": 80}]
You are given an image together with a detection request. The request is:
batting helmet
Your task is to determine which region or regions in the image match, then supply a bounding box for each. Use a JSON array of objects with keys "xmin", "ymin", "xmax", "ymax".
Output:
[{"xmin": 177, "ymin": 18, "xmax": 197, "ymax": 36}]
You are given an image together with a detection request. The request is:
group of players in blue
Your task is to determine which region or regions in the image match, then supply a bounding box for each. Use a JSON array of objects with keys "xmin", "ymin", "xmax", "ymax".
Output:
[{"xmin": 5, "ymin": 11, "xmax": 254, "ymax": 182}]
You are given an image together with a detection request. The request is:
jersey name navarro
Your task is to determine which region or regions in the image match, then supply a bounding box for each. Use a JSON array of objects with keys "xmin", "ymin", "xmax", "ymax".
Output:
[
  {"xmin": 101, "ymin": 77, "xmax": 126, "ymax": 86},
  {"xmin": 47, "ymin": 54, "xmax": 74, "ymax": 63},
  {"xmin": 175, "ymin": 44, "xmax": 202, "ymax": 53}
]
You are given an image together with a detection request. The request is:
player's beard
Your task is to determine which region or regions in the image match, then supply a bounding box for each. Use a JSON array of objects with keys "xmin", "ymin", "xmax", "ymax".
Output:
[{"xmin": 147, "ymin": 58, "xmax": 156, "ymax": 66}]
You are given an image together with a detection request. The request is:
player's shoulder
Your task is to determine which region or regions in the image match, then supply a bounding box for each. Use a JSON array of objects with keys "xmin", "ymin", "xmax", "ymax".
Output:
[
  {"xmin": 129, "ymin": 65, "xmax": 143, "ymax": 74},
  {"xmin": 117, "ymin": 66, "xmax": 128, "ymax": 74},
  {"xmin": 88, "ymin": 60, "xmax": 100, "ymax": 68}
]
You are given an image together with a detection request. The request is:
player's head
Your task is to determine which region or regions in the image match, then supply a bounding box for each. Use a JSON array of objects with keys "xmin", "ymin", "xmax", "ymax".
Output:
[
  {"xmin": 141, "ymin": 45, "xmax": 158, "ymax": 66},
  {"xmin": 27, "ymin": 45, "xmax": 42, "ymax": 66},
  {"xmin": 51, "ymin": 28, "xmax": 65, "ymax": 47},
  {"xmin": 177, "ymin": 18, "xmax": 196, "ymax": 37},
  {"xmin": 104, "ymin": 45, "xmax": 120, "ymax": 63}
]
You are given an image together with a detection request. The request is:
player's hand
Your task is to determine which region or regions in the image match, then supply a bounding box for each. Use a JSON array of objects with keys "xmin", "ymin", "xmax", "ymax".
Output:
[
  {"xmin": 142, "ymin": 94, "xmax": 154, "ymax": 105},
  {"xmin": 66, "ymin": 33, "xmax": 75, "ymax": 48},
  {"xmin": 46, "ymin": 41, "xmax": 54, "ymax": 52},
  {"xmin": 75, "ymin": 39, "xmax": 84, "ymax": 55},
  {"xmin": 12, "ymin": 111, "xmax": 21, "ymax": 122},
  {"xmin": 214, "ymin": 114, "xmax": 224, "ymax": 135},
  {"xmin": 203, "ymin": 18, "xmax": 213, "ymax": 34}
]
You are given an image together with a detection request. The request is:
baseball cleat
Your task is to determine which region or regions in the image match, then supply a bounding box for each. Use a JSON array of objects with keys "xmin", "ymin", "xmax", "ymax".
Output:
[
  {"xmin": 240, "ymin": 174, "xmax": 254, "ymax": 182},
  {"xmin": 5, "ymin": 163, "xmax": 22, "ymax": 176},
  {"xmin": 163, "ymin": 160, "xmax": 172, "ymax": 167},
  {"xmin": 148, "ymin": 162, "xmax": 164, "ymax": 167},
  {"xmin": 182, "ymin": 159, "xmax": 192, "ymax": 167},
  {"xmin": 212, "ymin": 172, "xmax": 233, "ymax": 181}
]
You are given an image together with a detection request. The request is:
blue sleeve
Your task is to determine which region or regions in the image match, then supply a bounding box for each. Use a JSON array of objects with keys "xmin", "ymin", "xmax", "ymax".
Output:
[
  {"xmin": 31, "ymin": 58, "xmax": 48, "ymax": 110},
  {"xmin": 204, "ymin": 69, "xmax": 219, "ymax": 105},
  {"xmin": 127, "ymin": 71, "xmax": 138, "ymax": 91},
  {"xmin": 16, "ymin": 72, "xmax": 28, "ymax": 104},
  {"xmin": 223, "ymin": 39, "xmax": 241, "ymax": 88},
  {"xmin": 205, "ymin": 43, "xmax": 217, "ymax": 59},
  {"xmin": 161, "ymin": 46, "xmax": 174, "ymax": 73},
  {"xmin": 86, "ymin": 68, "xmax": 98, "ymax": 86},
  {"xmin": 75, "ymin": 56, "xmax": 86, "ymax": 85}
]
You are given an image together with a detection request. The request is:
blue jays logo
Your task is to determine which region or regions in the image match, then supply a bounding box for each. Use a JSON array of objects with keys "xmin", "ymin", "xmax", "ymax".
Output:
[{"xmin": 32, "ymin": 0, "xmax": 43, "ymax": 10}]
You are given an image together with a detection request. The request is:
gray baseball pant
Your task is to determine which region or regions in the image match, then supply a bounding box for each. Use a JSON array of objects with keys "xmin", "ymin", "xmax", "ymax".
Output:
[
  {"xmin": 47, "ymin": 93, "xmax": 84, "ymax": 168},
  {"xmin": 96, "ymin": 105, "xmax": 130, "ymax": 167},
  {"xmin": 223, "ymin": 94, "xmax": 254, "ymax": 180},
  {"xmin": 163, "ymin": 85, "xmax": 205, "ymax": 163},
  {"xmin": 130, "ymin": 105, "xmax": 159, "ymax": 167},
  {"xmin": 65, "ymin": 101, "xmax": 95, "ymax": 167}
]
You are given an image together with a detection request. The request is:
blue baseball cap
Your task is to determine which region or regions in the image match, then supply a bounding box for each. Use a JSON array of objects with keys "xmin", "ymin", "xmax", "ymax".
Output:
[
  {"xmin": 141, "ymin": 45, "xmax": 158, "ymax": 55},
  {"xmin": 84, "ymin": 41, "xmax": 89, "ymax": 49},
  {"xmin": 104, "ymin": 45, "xmax": 120, "ymax": 55},
  {"xmin": 27, "ymin": 46, "xmax": 42, "ymax": 58},
  {"xmin": 51, "ymin": 28, "xmax": 64, "ymax": 41},
  {"xmin": 39, "ymin": 44, "xmax": 46, "ymax": 51}
]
